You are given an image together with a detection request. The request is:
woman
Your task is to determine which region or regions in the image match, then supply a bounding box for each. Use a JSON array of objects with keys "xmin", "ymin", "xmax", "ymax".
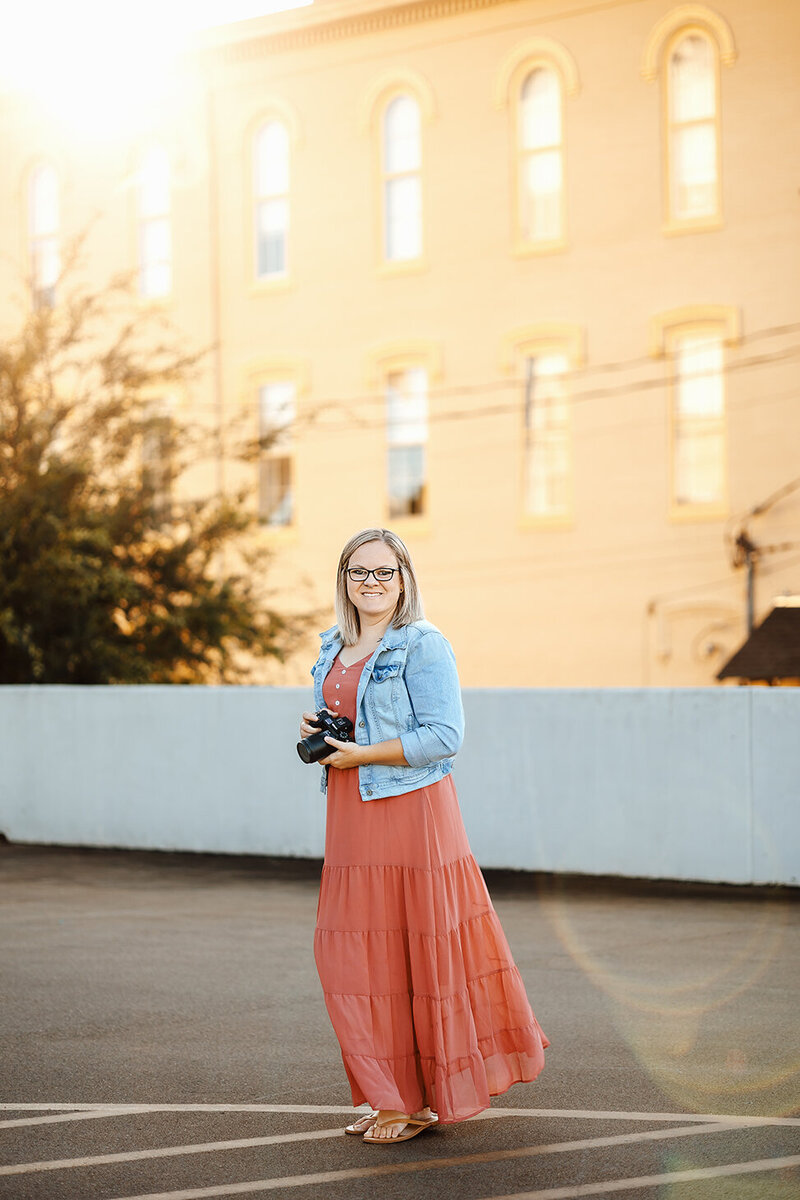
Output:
[{"xmin": 301, "ymin": 528, "xmax": 548, "ymax": 1145}]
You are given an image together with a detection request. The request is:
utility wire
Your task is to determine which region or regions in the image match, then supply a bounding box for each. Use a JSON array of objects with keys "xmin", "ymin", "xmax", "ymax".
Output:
[
  {"xmin": 292, "ymin": 344, "xmax": 800, "ymax": 436},
  {"xmin": 423, "ymin": 387, "xmax": 800, "ymax": 461},
  {"xmin": 416, "ymin": 526, "xmax": 800, "ymax": 586},
  {"xmin": 302, "ymin": 340, "xmax": 800, "ymax": 419},
  {"xmin": 421, "ymin": 542, "xmax": 745, "ymax": 586},
  {"xmin": 173, "ymin": 324, "xmax": 800, "ymax": 420}
]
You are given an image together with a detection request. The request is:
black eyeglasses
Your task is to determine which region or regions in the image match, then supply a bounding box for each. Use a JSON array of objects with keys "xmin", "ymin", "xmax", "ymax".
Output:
[{"xmin": 346, "ymin": 568, "xmax": 400, "ymax": 583}]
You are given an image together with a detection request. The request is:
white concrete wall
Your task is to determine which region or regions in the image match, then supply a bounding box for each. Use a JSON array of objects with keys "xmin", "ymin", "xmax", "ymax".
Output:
[{"xmin": 0, "ymin": 686, "xmax": 797, "ymax": 885}]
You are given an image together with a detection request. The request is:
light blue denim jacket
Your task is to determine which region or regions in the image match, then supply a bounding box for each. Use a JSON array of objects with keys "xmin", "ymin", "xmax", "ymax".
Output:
[{"xmin": 310, "ymin": 619, "xmax": 465, "ymax": 802}]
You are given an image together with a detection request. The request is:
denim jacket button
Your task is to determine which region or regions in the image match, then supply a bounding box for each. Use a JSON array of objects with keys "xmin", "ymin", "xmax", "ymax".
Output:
[
  {"xmin": 366, "ymin": 788, "xmax": 373, "ymax": 796},
  {"xmin": 359, "ymin": 721, "xmax": 365, "ymax": 728}
]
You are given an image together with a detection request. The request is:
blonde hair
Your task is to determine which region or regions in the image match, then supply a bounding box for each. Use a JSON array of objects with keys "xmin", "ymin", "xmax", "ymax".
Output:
[{"xmin": 335, "ymin": 528, "xmax": 424, "ymax": 645}]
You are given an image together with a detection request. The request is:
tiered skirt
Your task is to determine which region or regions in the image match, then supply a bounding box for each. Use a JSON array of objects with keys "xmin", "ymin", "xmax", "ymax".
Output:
[{"xmin": 314, "ymin": 770, "xmax": 548, "ymax": 1123}]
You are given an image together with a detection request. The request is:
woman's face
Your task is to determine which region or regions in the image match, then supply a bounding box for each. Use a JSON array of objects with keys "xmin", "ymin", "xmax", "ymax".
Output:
[{"xmin": 346, "ymin": 540, "xmax": 403, "ymax": 628}]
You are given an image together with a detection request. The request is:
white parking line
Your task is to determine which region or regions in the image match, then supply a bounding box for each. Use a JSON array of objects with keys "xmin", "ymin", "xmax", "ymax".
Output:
[
  {"xmin": 0, "ymin": 1127, "xmax": 346, "ymax": 1176},
  {"xmin": 100, "ymin": 1122, "xmax": 761, "ymax": 1200},
  {"xmin": 1, "ymin": 1119, "xmax": 747, "ymax": 1178},
  {"xmin": 3, "ymin": 1102, "xmax": 797, "ymax": 1124},
  {"xmin": 0, "ymin": 1103, "xmax": 359, "ymax": 1117},
  {"xmin": 0, "ymin": 1107, "xmax": 136, "ymax": 1130},
  {"xmin": 3, "ymin": 1100, "xmax": 797, "ymax": 1200},
  {"xmin": 479, "ymin": 1155, "xmax": 800, "ymax": 1199}
]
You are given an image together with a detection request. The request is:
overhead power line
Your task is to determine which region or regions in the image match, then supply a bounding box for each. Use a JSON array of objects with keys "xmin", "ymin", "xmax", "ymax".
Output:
[
  {"xmin": 298, "ymin": 334, "xmax": 800, "ymax": 420},
  {"xmin": 291, "ymin": 343, "xmax": 800, "ymax": 438}
]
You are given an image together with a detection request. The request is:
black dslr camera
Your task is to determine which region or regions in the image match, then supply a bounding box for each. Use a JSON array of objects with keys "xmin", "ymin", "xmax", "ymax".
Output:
[{"xmin": 297, "ymin": 710, "xmax": 355, "ymax": 764}]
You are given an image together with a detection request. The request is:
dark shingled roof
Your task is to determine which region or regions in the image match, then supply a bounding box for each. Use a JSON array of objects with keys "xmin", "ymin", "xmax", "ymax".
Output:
[{"xmin": 717, "ymin": 602, "xmax": 800, "ymax": 682}]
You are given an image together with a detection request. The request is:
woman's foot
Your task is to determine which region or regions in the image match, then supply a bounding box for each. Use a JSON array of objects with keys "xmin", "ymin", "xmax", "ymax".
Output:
[
  {"xmin": 344, "ymin": 1111, "xmax": 378, "ymax": 1136},
  {"xmin": 363, "ymin": 1107, "xmax": 436, "ymax": 1142}
]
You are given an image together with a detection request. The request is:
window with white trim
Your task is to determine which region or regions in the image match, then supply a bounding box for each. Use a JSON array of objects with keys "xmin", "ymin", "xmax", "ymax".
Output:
[
  {"xmin": 141, "ymin": 400, "xmax": 174, "ymax": 521},
  {"xmin": 258, "ymin": 381, "xmax": 295, "ymax": 525},
  {"xmin": 29, "ymin": 164, "xmax": 60, "ymax": 309},
  {"xmin": 518, "ymin": 68, "xmax": 563, "ymax": 245},
  {"xmin": 672, "ymin": 332, "xmax": 725, "ymax": 507},
  {"xmin": 523, "ymin": 352, "xmax": 571, "ymax": 517},
  {"xmin": 138, "ymin": 147, "xmax": 172, "ymax": 299},
  {"xmin": 383, "ymin": 96, "xmax": 422, "ymax": 262},
  {"xmin": 386, "ymin": 367, "xmax": 427, "ymax": 517},
  {"xmin": 667, "ymin": 33, "xmax": 718, "ymax": 221},
  {"xmin": 254, "ymin": 120, "xmax": 289, "ymax": 280}
]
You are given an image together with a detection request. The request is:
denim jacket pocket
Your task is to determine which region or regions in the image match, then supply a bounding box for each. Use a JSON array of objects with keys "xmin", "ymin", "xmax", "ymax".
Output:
[
  {"xmin": 372, "ymin": 663, "xmax": 402, "ymax": 684},
  {"xmin": 368, "ymin": 662, "xmax": 409, "ymax": 738}
]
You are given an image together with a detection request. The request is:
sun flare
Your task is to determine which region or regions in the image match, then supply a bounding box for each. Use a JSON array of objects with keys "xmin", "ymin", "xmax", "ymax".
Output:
[{"xmin": 0, "ymin": 1, "xmax": 313, "ymax": 138}]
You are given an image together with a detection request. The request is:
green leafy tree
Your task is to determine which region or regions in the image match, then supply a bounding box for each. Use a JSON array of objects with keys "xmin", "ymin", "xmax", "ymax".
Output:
[{"xmin": 0, "ymin": 274, "xmax": 314, "ymax": 683}]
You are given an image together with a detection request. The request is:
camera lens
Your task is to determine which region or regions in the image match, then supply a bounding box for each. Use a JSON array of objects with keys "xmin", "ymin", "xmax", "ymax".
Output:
[{"xmin": 296, "ymin": 731, "xmax": 331, "ymax": 764}]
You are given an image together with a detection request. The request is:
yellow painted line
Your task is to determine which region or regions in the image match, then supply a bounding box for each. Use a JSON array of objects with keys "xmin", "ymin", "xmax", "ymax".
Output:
[{"xmin": 103, "ymin": 1121, "xmax": 753, "ymax": 1200}]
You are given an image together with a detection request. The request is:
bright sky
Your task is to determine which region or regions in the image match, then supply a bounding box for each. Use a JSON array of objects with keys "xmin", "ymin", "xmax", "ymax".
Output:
[{"xmin": 1, "ymin": 1, "xmax": 313, "ymax": 132}]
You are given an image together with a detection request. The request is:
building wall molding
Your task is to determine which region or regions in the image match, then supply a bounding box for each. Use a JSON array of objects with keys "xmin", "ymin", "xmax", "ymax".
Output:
[
  {"xmin": 499, "ymin": 322, "xmax": 585, "ymax": 373},
  {"xmin": 364, "ymin": 338, "xmax": 443, "ymax": 388},
  {"xmin": 205, "ymin": 0, "xmax": 518, "ymax": 61},
  {"xmin": 245, "ymin": 97, "xmax": 303, "ymax": 147},
  {"xmin": 641, "ymin": 4, "xmax": 738, "ymax": 82},
  {"xmin": 648, "ymin": 304, "xmax": 741, "ymax": 357},
  {"xmin": 359, "ymin": 68, "xmax": 436, "ymax": 133},
  {"xmin": 239, "ymin": 356, "xmax": 311, "ymax": 405},
  {"xmin": 493, "ymin": 36, "xmax": 581, "ymax": 109}
]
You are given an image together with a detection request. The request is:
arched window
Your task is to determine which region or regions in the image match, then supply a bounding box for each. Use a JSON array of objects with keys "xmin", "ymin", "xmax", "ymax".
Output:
[
  {"xmin": 500, "ymin": 323, "xmax": 582, "ymax": 525},
  {"xmin": 650, "ymin": 305, "xmax": 738, "ymax": 517},
  {"xmin": 641, "ymin": 6, "xmax": 736, "ymax": 231},
  {"xmin": 671, "ymin": 331, "xmax": 725, "ymax": 508},
  {"xmin": 138, "ymin": 146, "xmax": 172, "ymax": 299},
  {"xmin": 523, "ymin": 351, "xmax": 571, "ymax": 519},
  {"xmin": 258, "ymin": 380, "xmax": 295, "ymax": 526},
  {"xmin": 29, "ymin": 164, "xmax": 60, "ymax": 309},
  {"xmin": 141, "ymin": 397, "xmax": 175, "ymax": 523},
  {"xmin": 518, "ymin": 68, "xmax": 563, "ymax": 246},
  {"xmin": 382, "ymin": 95, "xmax": 422, "ymax": 263},
  {"xmin": 386, "ymin": 365, "xmax": 428, "ymax": 517},
  {"xmin": 667, "ymin": 32, "xmax": 719, "ymax": 222},
  {"xmin": 254, "ymin": 120, "xmax": 290, "ymax": 280}
]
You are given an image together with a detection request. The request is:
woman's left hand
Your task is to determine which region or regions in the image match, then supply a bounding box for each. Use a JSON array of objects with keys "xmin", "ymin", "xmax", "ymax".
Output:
[{"xmin": 320, "ymin": 737, "xmax": 365, "ymax": 769}]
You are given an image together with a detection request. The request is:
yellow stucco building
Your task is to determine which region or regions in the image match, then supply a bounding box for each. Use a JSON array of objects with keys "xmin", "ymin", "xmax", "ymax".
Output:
[{"xmin": 2, "ymin": 0, "xmax": 799, "ymax": 685}]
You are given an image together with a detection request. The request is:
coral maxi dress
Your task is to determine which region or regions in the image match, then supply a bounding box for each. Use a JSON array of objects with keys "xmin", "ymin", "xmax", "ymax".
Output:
[{"xmin": 313, "ymin": 652, "xmax": 549, "ymax": 1123}]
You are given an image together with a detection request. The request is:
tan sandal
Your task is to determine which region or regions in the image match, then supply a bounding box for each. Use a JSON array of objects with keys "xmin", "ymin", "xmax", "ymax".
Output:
[
  {"xmin": 344, "ymin": 1111, "xmax": 378, "ymax": 1136},
  {"xmin": 362, "ymin": 1110, "xmax": 438, "ymax": 1144}
]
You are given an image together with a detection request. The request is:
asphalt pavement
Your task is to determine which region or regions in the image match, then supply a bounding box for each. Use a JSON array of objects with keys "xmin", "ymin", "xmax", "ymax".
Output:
[{"xmin": 1, "ymin": 842, "xmax": 798, "ymax": 1200}]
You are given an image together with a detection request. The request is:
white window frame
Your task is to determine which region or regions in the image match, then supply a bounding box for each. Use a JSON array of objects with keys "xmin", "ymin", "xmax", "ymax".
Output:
[
  {"xmin": 138, "ymin": 146, "xmax": 172, "ymax": 300},
  {"xmin": 382, "ymin": 95, "xmax": 423, "ymax": 264},
  {"xmin": 29, "ymin": 163, "xmax": 60, "ymax": 309},
  {"xmin": 254, "ymin": 120, "xmax": 290, "ymax": 282},
  {"xmin": 517, "ymin": 67, "xmax": 564, "ymax": 248},
  {"xmin": 385, "ymin": 366, "xmax": 428, "ymax": 518},
  {"xmin": 666, "ymin": 30, "xmax": 720, "ymax": 225},
  {"xmin": 140, "ymin": 396, "xmax": 175, "ymax": 521},
  {"xmin": 258, "ymin": 380, "xmax": 295, "ymax": 527},
  {"xmin": 522, "ymin": 351, "xmax": 572, "ymax": 521},
  {"xmin": 670, "ymin": 330, "xmax": 727, "ymax": 512}
]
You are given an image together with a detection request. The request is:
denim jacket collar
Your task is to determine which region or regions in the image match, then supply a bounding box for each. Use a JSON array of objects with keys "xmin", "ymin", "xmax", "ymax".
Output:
[
  {"xmin": 312, "ymin": 617, "xmax": 463, "ymax": 803},
  {"xmin": 318, "ymin": 622, "xmax": 410, "ymax": 653}
]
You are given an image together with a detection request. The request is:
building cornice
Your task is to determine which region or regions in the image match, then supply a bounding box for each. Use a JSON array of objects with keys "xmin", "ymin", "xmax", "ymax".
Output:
[{"xmin": 196, "ymin": 0, "xmax": 520, "ymax": 63}]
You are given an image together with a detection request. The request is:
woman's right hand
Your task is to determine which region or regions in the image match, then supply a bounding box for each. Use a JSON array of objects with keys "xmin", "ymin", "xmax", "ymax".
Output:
[{"xmin": 300, "ymin": 710, "xmax": 332, "ymax": 740}]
